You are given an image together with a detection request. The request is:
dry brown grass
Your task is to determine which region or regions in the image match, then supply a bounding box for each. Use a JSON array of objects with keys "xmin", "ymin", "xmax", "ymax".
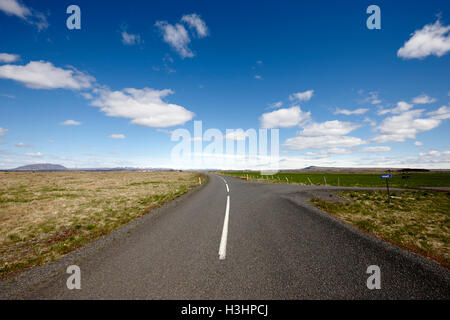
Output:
[
  {"xmin": 312, "ymin": 190, "xmax": 450, "ymax": 267},
  {"xmin": 0, "ymin": 171, "xmax": 199, "ymax": 277}
]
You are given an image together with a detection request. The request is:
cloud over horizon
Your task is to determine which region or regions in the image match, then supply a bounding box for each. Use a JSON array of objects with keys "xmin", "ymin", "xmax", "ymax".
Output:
[{"xmin": 284, "ymin": 120, "xmax": 365, "ymax": 150}]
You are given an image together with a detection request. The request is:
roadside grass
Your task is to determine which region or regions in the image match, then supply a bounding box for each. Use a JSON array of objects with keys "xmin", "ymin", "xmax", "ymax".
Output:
[
  {"xmin": 220, "ymin": 171, "xmax": 450, "ymax": 188},
  {"xmin": 311, "ymin": 190, "xmax": 450, "ymax": 267},
  {"xmin": 0, "ymin": 171, "xmax": 200, "ymax": 278}
]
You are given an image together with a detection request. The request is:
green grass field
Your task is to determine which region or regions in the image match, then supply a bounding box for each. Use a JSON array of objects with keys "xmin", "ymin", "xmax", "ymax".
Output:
[{"xmin": 221, "ymin": 171, "xmax": 450, "ymax": 188}]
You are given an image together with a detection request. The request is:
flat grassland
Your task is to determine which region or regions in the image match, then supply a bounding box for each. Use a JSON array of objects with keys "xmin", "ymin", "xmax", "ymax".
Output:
[
  {"xmin": 0, "ymin": 171, "xmax": 199, "ymax": 277},
  {"xmin": 312, "ymin": 190, "xmax": 450, "ymax": 267},
  {"xmin": 222, "ymin": 171, "xmax": 450, "ymax": 188}
]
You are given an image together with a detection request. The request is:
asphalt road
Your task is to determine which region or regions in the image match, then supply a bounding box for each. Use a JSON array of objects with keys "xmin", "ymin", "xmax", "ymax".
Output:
[{"xmin": 2, "ymin": 174, "xmax": 449, "ymax": 299}]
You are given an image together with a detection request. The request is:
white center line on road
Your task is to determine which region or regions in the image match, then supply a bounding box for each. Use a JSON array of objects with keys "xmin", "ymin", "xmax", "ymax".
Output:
[
  {"xmin": 218, "ymin": 195, "xmax": 230, "ymax": 260},
  {"xmin": 219, "ymin": 176, "xmax": 229, "ymax": 192}
]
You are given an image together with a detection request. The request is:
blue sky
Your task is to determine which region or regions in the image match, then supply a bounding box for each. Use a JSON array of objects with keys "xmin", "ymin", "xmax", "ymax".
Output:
[{"xmin": 0, "ymin": 0, "xmax": 449, "ymax": 169}]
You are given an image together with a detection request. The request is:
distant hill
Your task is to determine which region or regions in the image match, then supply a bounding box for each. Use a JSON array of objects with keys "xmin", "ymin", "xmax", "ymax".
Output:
[
  {"xmin": 13, "ymin": 163, "xmax": 68, "ymax": 171},
  {"xmin": 291, "ymin": 166, "xmax": 433, "ymax": 173}
]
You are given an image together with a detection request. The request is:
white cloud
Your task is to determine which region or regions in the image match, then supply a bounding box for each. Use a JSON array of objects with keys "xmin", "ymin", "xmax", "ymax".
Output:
[
  {"xmin": 156, "ymin": 128, "xmax": 173, "ymax": 135},
  {"xmin": 427, "ymin": 105, "xmax": 450, "ymax": 120},
  {"xmin": 377, "ymin": 101, "xmax": 414, "ymax": 115},
  {"xmin": 363, "ymin": 117, "xmax": 376, "ymax": 127},
  {"xmin": 398, "ymin": 20, "xmax": 450, "ymax": 59},
  {"xmin": 0, "ymin": 61, "xmax": 95, "ymax": 90},
  {"xmin": 80, "ymin": 92, "xmax": 93, "ymax": 99},
  {"xmin": 25, "ymin": 152, "xmax": 43, "ymax": 157},
  {"xmin": 0, "ymin": 0, "xmax": 29, "ymax": 18},
  {"xmin": 121, "ymin": 31, "xmax": 141, "ymax": 46},
  {"xmin": 412, "ymin": 94, "xmax": 436, "ymax": 104},
  {"xmin": 0, "ymin": 53, "xmax": 19, "ymax": 63},
  {"xmin": 91, "ymin": 87, "xmax": 195, "ymax": 128},
  {"xmin": 15, "ymin": 142, "xmax": 30, "ymax": 148},
  {"xmin": 393, "ymin": 101, "xmax": 414, "ymax": 113},
  {"xmin": 327, "ymin": 147, "xmax": 352, "ymax": 154},
  {"xmin": 109, "ymin": 134, "xmax": 125, "ymax": 139},
  {"xmin": 61, "ymin": 120, "xmax": 82, "ymax": 126},
  {"xmin": 377, "ymin": 108, "xmax": 390, "ymax": 115},
  {"xmin": 284, "ymin": 120, "xmax": 364, "ymax": 150},
  {"xmin": 254, "ymin": 75, "xmax": 263, "ymax": 80},
  {"xmin": 301, "ymin": 120, "xmax": 361, "ymax": 137},
  {"xmin": 289, "ymin": 90, "xmax": 314, "ymax": 102},
  {"xmin": 0, "ymin": 127, "xmax": 7, "ymax": 136},
  {"xmin": 373, "ymin": 109, "xmax": 441, "ymax": 143},
  {"xmin": 181, "ymin": 13, "xmax": 209, "ymax": 38},
  {"xmin": 414, "ymin": 141, "xmax": 423, "ymax": 146},
  {"xmin": 155, "ymin": 21, "xmax": 193, "ymax": 58},
  {"xmin": 360, "ymin": 146, "xmax": 391, "ymax": 152},
  {"xmin": 365, "ymin": 91, "xmax": 382, "ymax": 105},
  {"xmin": 306, "ymin": 147, "xmax": 353, "ymax": 158},
  {"xmin": 267, "ymin": 101, "xmax": 283, "ymax": 109},
  {"xmin": 0, "ymin": 0, "xmax": 48, "ymax": 30},
  {"xmin": 418, "ymin": 150, "xmax": 450, "ymax": 163},
  {"xmin": 260, "ymin": 106, "xmax": 311, "ymax": 128},
  {"xmin": 284, "ymin": 135, "xmax": 364, "ymax": 150},
  {"xmin": 334, "ymin": 108, "xmax": 369, "ymax": 115}
]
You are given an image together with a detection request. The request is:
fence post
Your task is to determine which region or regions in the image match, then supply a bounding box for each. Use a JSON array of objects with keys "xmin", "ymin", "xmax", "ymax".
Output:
[{"xmin": 386, "ymin": 178, "xmax": 390, "ymax": 203}]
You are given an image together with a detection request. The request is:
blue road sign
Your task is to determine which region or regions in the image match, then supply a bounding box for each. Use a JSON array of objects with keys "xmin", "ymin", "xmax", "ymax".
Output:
[{"xmin": 380, "ymin": 174, "xmax": 392, "ymax": 178}]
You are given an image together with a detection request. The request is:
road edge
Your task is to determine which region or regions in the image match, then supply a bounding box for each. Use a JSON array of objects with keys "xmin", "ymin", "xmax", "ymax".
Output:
[
  {"xmin": 286, "ymin": 194, "xmax": 450, "ymax": 287},
  {"xmin": 0, "ymin": 173, "xmax": 210, "ymax": 300}
]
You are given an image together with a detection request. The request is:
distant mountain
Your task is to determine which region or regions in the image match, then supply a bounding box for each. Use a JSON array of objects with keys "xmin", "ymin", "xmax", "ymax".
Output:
[
  {"xmin": 295, "ymin": 166, "xmax": 432, "ymax": 172},
  {"xmin": 13, "ymin": 163, "xmax": 68, "ymax": 171}
]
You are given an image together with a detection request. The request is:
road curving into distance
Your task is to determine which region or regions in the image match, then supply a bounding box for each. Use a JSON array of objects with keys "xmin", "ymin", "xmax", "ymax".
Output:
[{"xmin": 1, "ymin": 174, "xmax": 449, "ymax": 299}]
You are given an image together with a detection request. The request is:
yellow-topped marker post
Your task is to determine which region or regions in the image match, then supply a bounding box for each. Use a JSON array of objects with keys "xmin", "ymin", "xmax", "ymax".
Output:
[{"xmin": 199, "ymin": 177, "xmax": 202, "ymax": 185}]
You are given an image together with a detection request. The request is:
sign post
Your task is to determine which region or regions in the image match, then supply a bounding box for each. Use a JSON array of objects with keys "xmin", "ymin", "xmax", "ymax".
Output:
[{"xmin": 380, "ymin": 174, "xmax": 392, "ymax": 202}]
